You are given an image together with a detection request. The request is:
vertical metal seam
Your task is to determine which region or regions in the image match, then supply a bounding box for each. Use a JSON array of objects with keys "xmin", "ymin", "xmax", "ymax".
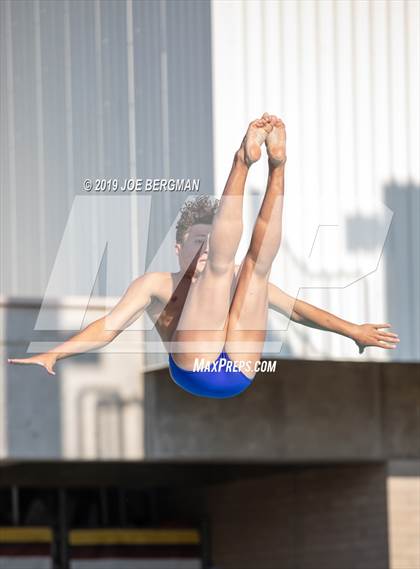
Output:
[
  {"xmin": 126, "ymin": 0, "xmax": 145, "ymax": 373},
  {"xmin": 126, "ymin": 0, "xmax": 139, "ymax": 277},
  {"xmin": 365, "ymin": 0, "xmax": 375, "ymax": 326},
  {"xmin": 94, "ymin": 0, "xmax": 105, "ymax": 177},
  {"xmin": 332, "ymin": 0, "xmax": 344, "ymax": 355},
  {"xmin": 261, "ymin": 0, "xmax": 266, "ymax": 106},
  {"xmin": 160, "ymin": 0, "xmax": 170, "ymax": 178},
  {"xmin": 242, "ymin": 0, "xmax": 249, "ymax": 122},
  {"xmin": 314, "ymin": 0, "xmax": 331, "ymax": 357},
  {"xmin": 64, "ymin": 0, "xmax": 76, "ymax": 293},
  {"xmin": 350, "ymin": 0, "xmax": 365, "ymax": 326},
  {"xmin": 403, "ymin": 0, "xmax": 417, "ymax": 356},
  {"xmin": 93, "ymin": 0, "xmax": 103, "ymax": 293},
  {"xmin": 34, "ymin": 0, "xmax": 47, "ymax": 291},
  {"xmin": 5, "ymin": 0, "xmax": 18, "ymax": 292},
  {"xmin": 385, "ymin": 0, "xmax": 393, "ymax": 177}
]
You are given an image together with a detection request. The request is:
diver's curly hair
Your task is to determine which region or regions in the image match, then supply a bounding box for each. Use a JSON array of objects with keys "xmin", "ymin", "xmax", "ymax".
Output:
[{"xmin": 176, "ymin": 195, "xmax": 219, "ymax": 244}]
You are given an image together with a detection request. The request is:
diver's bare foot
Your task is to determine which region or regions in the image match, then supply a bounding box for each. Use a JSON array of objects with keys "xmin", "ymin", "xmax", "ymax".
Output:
[
  {"xmin": 238, "ymin": 113, "xmax": 273, "ymax": 167},
  {"xmin": 265, "ymin": 115, "xmax": 286, "ymax": 167}
]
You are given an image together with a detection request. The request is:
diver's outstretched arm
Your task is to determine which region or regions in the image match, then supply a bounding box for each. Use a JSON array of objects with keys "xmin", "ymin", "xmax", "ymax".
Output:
[
  {"xmin": 7, "ymin": 272, "xmax": 159, "ymax": 374},
  {"xmin": 268, "ymin": 282, "xmax": 399, "ymax": 352}
]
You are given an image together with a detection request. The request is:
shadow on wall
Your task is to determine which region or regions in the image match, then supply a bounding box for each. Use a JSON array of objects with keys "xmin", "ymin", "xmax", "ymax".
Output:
[
  {"xmin": 383, "ymin": 182, "xmax": 419, "ymax": 360},
  {"xmin": 5, "ymin": 301, "xmax": 66, "ymax": 458},
  {"xmin": 345, "ymin": 182, "xmax": 419, "ymax": 361},
  {"xmin": 5, "ymin": 302, "xmax": 144, "ymax": 460}
]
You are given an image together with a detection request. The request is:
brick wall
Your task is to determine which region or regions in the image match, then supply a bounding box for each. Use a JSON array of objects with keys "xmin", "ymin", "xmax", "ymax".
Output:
[{"xmin": 206, "ymin": 464, "xmax": 389, "ymax": 569}]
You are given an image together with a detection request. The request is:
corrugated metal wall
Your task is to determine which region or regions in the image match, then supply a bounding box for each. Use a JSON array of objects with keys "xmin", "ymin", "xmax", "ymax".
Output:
[
  {"xmin": 0, "ymin": 0, "xmax": 213, "ymax": 296},
  {"xmin": 0, "ymin": 0, "xmax": 213, "ymax": 369},
  {"xmin": 211, "ymin": 0, "xmax": 419, "ymax": 361},
  {"xmin": 1, "ymin": 0, "xmax": 418, "ymax": 363}
]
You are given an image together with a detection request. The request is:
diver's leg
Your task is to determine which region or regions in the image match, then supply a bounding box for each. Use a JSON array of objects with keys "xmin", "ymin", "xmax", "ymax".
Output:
[
  {"xmin": 171, "ymin": 114, "xmax": 273, "ymax": 367},
  {"xmin": 225, "ymin": 117, "xmax": 286, "ymax": 378}
]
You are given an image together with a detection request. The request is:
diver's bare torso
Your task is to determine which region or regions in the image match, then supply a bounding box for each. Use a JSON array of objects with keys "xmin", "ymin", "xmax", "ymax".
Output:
[{"xmin": 145, "ymin": 266, "xmax": 240, "ymax": 346}]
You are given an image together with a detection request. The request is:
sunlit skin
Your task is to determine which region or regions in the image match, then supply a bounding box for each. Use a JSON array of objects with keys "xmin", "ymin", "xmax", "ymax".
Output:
[
  {"xmin": 8, "ymin": 113, "xmax": 399, "ymax": 376},
  {"xmin": 175, "ymin": 224, "xmax": 210, "ymax": 279}
]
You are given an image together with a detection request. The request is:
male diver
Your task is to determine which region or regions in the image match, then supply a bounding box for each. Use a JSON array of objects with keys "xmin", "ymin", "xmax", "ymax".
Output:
[{"xmin": 8, "ymin": 113, "xmax": 399, "ymax": 398}]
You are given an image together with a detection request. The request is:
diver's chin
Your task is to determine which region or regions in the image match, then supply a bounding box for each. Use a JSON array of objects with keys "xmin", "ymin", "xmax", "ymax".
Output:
[{"xmin": 192, "ymin": 265, "xmax": 205, "ymax": 279}]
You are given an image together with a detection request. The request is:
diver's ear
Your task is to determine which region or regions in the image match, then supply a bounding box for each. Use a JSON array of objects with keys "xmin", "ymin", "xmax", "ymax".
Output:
[{"xmin": 174, "ymin": 243, "xmax": 181, "ymax": 257}]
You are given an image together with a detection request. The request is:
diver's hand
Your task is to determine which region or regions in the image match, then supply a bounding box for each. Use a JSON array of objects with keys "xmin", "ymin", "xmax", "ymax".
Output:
[
  {"xmin": 352, "ymin": 323, "xmax": 399, "ymax": 354},
  {"xmin": 7, "ymin": 353, "xmax": 57, "ymax": 375}
]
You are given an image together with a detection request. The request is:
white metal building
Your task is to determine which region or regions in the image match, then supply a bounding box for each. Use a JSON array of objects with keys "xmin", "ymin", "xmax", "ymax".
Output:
[{"xmin": 0, "ymin": 2, "xmax": 419, "ymax": 568}]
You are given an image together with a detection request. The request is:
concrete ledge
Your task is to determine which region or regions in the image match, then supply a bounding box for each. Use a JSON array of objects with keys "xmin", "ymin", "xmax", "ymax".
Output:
[{"xmin": 145, "ymin": 359, "xmax": 420, "ymax": 462}]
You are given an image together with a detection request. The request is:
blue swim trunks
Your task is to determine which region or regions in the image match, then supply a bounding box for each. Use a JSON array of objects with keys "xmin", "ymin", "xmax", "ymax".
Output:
[{"xmin": 168, "ymin": 351, "xmax": 252, "ymax": 399}]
